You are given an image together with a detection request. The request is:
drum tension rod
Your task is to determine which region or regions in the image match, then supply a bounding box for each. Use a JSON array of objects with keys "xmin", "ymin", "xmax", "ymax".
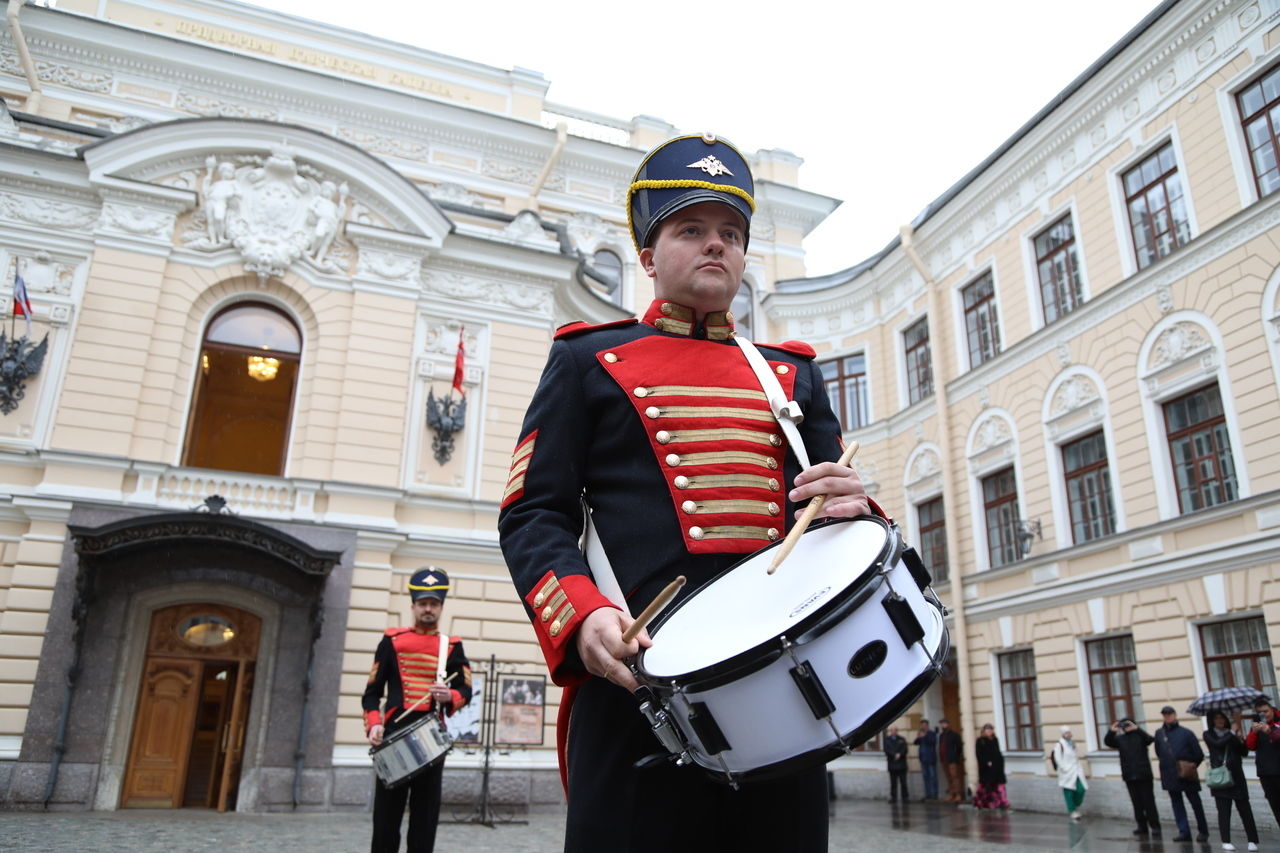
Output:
[{"xmin": 781, "ymin": 636, "xmax": 857, "ymax": 756}]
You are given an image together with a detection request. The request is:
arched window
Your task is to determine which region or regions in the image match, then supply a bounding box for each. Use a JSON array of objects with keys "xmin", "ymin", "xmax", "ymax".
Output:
[
  {"xmin": 591, "ymin": 249, "xmax": 624, "ymax": 305},
  {"xmin": 183, "ymin": 302, "xmax": 301, "ymax": 476}
]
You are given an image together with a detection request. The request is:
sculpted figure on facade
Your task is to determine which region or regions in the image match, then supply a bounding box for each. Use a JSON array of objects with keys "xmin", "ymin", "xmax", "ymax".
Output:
[
  {"xmin": 202, "ymin": 157, "xmax": 240, "ymax": 245},
  {"xmin": 306, "ymin": 180, "xmax": 348, "ymax": 263}
]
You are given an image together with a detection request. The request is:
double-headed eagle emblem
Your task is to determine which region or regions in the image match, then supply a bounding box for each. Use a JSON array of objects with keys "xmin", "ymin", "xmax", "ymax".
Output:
[
  {"xmin": 686, "ymin": 156, "xmax": 734, "ymax": 177},
  {"xmin": 0, "ymin": 331, "xmax": 49, "ymax": 416}
]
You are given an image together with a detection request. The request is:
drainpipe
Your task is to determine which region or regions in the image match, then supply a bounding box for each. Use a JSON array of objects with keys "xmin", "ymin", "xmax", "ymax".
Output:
[
  {"xmin": 526, "ymin": 122, "xmax": 567, "ymax": 213},
  {"xmin": 6, "ymin": 0, "xmax": 44, "ymax": 117},
  {"xmin": 292, "ymin": 597, "xmax": 324, "ymax": 809},
  {"xmin": 899, "ymin": 223, "xmax": 977, "ymax": 782},
  {"xmin": 44, "ymin": 565, "xmax": 94, "ymax": 807}
]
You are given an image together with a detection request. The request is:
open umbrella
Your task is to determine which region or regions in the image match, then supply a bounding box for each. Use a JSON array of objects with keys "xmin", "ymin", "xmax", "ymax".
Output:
[{"xmin": 1186, "ymin": 686, "xmax": 1271, "ymax": 716}]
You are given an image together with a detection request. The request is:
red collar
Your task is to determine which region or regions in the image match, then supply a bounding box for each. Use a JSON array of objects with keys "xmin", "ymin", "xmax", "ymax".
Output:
[{"xmin": 640, "ymin": 299, "xmax": 734, "ymax": 340}]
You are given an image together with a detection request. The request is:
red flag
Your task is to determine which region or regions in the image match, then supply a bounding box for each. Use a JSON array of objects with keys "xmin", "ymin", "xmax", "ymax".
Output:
[
  {"xmin": 452, "ymin": 327, "xmax": 466, "ymax": 396},
  {"xmin": 12, "ymin": 270, "xmax": 32, "ymax": 337}
]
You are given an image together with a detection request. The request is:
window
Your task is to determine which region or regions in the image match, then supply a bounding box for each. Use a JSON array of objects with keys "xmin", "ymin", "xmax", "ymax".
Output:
[
  {"xmin": 982, "ymin": 467, "xmax": 1020, "ymax": 569},
  {"xmin": 1034, "ymin": 215, "xmax": 1085, "ymax": 324},
  {"xmin": 1163, "ymin": 384, "xmax": 1237, "ymax": 513},
  {"xmin": 1123, "ymin": 144, "xmax": 1191, "ymax": 270},
  {"xmin": 1063, "ymin": 431, "xmax": 1115, "ymax": 544},
  {"xmin": 998, "ymin": 650, "xmax": 1041, "ymax": 751},
  {"xmin": 591, "ymin": 249, "xmax": 623, "ymax": 305},
  {"xmin": 1086, "ymin": 635, "xmax": 1143, "ymax": 747},
  {"xmin": 917, "ymin": 496, "xmax": 948, "ymax": 583},
  {"xmin": 183, "ymin": 302, "xmax": 301, "ymax": 476},
  {"xmin": 731, "ymin": 281, "xmax": 754, "ymax": 339},
  {"xmin": 1201, "ymin": 617, "xmax": 1277, "ymax": 694},
  {"xmin": 962, "ymin": 272, "xmax": 1001, "ymax": 367},
  {"xmin": 904, "ymin": 318, "xmax": 933, "ymax": 405},
  {"xmin": 1237, "ymin": 64, "xmax": 1280, "ymax": 198},
  {"xmin": 820, "ymin": 354, "xmax": 869, "ymax": 430}
]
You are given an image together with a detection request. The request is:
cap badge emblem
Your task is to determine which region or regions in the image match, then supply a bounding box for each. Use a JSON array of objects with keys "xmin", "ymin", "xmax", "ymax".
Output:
[{"xmin": 686, "ymin": 156, "xmax": 734, "ymax": 177}]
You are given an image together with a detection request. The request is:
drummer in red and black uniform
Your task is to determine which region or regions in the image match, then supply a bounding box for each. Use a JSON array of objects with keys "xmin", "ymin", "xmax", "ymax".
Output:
[
  {"xmin": 498, "ymin": 134, "xmax": 877, "ymax": 852},
  {"xmin": 363, "ymin": 567, "xmax": 472, "ymax": 853}
]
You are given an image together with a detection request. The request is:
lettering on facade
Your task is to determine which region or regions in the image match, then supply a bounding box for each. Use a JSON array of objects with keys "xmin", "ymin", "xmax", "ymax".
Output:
[
  {"xmin": 174, "ymin": 20, "xmax": 279, "ymax": 56},
  {"xmin": 286, "ymin": 47, "xmax": 377, "ymax": 79},
  {"xmin": 388, "ymin": 72, "xmax": 456, "ymax": 99}
]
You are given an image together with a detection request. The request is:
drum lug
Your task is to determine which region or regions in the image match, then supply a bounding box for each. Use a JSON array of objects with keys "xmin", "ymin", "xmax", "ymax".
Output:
[
  {"xmin": 635, "ymin": 686, "xmax": 693, "ymax": 768},
  {"xmin": 782, "ymin": 637, "xmax": 858, "ymax": 757}
]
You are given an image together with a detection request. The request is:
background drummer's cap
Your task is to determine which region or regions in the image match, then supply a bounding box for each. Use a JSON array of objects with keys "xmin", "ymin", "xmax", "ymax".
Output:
[
  {"xmin": 408, "ymin": 567, "xmax": 449, "ymax": 602},
  {"xmin": 627, "ymin": 133, "xmax": 755, "ymax": 253}
]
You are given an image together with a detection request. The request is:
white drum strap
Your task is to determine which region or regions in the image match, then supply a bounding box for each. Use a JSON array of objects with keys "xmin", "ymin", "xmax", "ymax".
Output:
[
  {"xmin": 732, "ymin": 336, "xmax": 812, "ymax": 470},
  {"xmin": 582, "ymin": 506, "xmax": 631, "ymax": 614},
  {"xmin": 435, "ymin": 632, "xmax": 448, "ymax": 685}
]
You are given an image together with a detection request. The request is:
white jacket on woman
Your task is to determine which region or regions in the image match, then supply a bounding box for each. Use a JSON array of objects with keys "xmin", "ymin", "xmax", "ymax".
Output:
[{"xmin": 1053, "ymin": 737, "xmax": 1088, "ymax": 790}]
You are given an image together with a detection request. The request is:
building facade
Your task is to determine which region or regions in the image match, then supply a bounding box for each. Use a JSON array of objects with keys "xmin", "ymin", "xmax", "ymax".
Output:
[{"xmin": 0, "ymin": 0, "xmax": 1277, "ymax": 822}]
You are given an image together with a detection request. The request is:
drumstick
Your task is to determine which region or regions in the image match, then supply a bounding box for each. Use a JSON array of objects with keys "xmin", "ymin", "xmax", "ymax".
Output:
[
  {"xmin": 391, "ymin": 670, "xmax": 457, "ymax": 723},
  {"xmin": 620, "ymin": 575, "xmax": 686, "ymax": 644},
  {"xmin": 768, "ymin": 441, "xmax": 860, "ymax": 574}
]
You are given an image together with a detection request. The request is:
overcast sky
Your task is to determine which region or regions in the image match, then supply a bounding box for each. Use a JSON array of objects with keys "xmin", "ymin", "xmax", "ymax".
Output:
[{"xmin": 252, "ymin": 0, "xmax": 1166, "ymax": 277}]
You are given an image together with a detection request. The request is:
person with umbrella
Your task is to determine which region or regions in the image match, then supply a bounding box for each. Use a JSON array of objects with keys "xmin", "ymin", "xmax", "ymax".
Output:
[
  {"xmin": 1203, "ymin": 709, "xmax": 1259, "ymax": 851},
  {"xmin": 1245, "ymin": 696, "xmax": 1280, "ymax": 828},
  {"xmin": 1155, "ymin": 705, "xmax": 1210, "ymax": 842}
]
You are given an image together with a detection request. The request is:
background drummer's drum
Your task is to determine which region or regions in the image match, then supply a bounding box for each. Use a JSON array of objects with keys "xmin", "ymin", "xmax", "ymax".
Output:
[
  {"xmin": 369, "ymin": 715, "xmax": 452, "ymax": 788},
  {"xmin": 635, "ymin": 515, "xmax": 948, "ymax": 783}
]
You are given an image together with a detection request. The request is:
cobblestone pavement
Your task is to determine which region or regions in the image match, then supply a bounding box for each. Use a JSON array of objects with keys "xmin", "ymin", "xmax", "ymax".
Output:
[{"xmin": 0, "ymin": 798, "xmax": 1253, "ymax": 851}]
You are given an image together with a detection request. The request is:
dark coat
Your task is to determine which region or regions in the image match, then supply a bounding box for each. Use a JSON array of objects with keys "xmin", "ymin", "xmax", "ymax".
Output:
[
  {"xmin": 1247, "ymin": 720, "xmax": 1280, "ymax": 777},
  {"xmin": 914, "ymin": 729, "xmax": 938, "ymax": 764},
  {"xmin": 1154, "ymin": 722, "xmax": 1204, "ymax": 792},
  {"xmin": 938, "ymin": 728, "xmax": 963, "ymax": 764},
  {"xmin": 1103, "ymin": 725, "xmax": 1155, "ymax": 782},
  {"xmin": 1203, "ymin": 726, "xmax": 1250, "ymax": 800},
  {"xmin": 884, "ymin": 734, "xmax": 908, "ymax": 771},
  {"xmin": 975, "ymin": 735, "xmax": 1006, "ymax": 785}
]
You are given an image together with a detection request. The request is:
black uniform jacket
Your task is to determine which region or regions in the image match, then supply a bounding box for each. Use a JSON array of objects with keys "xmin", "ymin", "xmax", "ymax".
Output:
[{"xmin": 498, "ymin": 299, "xmax": 859, "ymax": 685}]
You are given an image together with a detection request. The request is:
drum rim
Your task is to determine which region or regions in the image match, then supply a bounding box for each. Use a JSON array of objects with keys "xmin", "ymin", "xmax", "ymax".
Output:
[
  {"xmin": 635, "ymin": 515, "xmax": 896, "ymax": 689},
  {"xmin": 369, "ymin": 713, "xmax": 454, "ymax": 788}
]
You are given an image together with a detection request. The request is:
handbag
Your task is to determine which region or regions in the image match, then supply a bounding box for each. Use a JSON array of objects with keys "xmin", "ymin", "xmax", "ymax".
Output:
[
  {"xmin": 1177, "ymin": 759, "xmax": 1201, "ymax": 781},
  {"xmin": 1206, "ymin": 764, "xmax": 1232, "ymax": 789}
]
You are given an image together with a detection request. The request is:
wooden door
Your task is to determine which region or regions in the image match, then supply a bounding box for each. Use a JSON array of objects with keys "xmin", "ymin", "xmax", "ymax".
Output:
[{"xmin": 121, "ymin": 658, "xmax": 202, "ymax": 808}]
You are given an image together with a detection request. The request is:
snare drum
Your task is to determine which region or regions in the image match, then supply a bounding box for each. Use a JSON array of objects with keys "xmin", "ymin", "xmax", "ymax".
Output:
[
  {"xmin": 369, "ymin": 715, "xmax": 453, "ymax": 788},
  {"xmin": 633, "ymin": 515, "xmax": 948, "ymax": 785}
]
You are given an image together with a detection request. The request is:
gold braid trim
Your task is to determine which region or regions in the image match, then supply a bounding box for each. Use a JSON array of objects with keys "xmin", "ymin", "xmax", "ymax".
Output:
[{"xmin": 627, "ymin": 177, "xmax": 756, "ymax": 252}]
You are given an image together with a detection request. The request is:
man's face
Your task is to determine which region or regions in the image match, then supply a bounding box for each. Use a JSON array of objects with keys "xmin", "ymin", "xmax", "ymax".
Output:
[
  {"xmin": 939, "ymin": 720, "xmax": 949, "ymax": 731},
  {"xmin": 412, "ymin": 596, "xmax": 443, "ymax": 629},
  {"xmin": 1162, "ymin": 711, "xmax": 1178, "ymax": 725},
  {"xmin": 1259, "ymin": 703, "xmax": 1276, "ymax": 723},
  {"xmin": 888, "ymin": 726, "xmax": 898, "ymax": 737},
  {"xmin": 639, "ymin": 201, "xmax": 747, "ymax": 316}
]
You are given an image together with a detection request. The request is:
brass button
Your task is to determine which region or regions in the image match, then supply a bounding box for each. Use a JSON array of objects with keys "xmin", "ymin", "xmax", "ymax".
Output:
[
  {"xmin": 767, "ymin": 528, "xmax": 780, "ymax": 540},
  {"xmin": 767, "ymin": 458, "xmax": 778, "ymax": 470},
  {"xmin": 769, "ymin": 434, "xmax": 782, "ymax": 446},
  {"xmin": 682, "ymin": 500, "xmax": 697, "ymax": 514},
  {"xmin": 645, "ymin": 406, "xmax": 660, "ymax": 419},
  {"xmin": 533, "ymin": 591, "xmax": 546, "ymax": 607},
  {"xmin": 550, "ymin": 619, "xmax": 563, "ymax": 636},
  {"xmin": 541, "ymin": 605, "xmax": 553, "ymax": 622},
  {"xmin": 768, "ymin": 479, "xmax": 780, "ymax": 491},
  {"xmin": 665, "ymin": 454, "xmax": 680, "ymax": 466},
  {"xmin": 604, "ymin": 352, "xmax": 618, "ymax": 363},
  {"xmin": 689, "ymin": 526, "xmax": 705, "ymax": 540},
  {"xmin": 634, "ymin": 387, "xmax": 649, "ymax": 398},
  {"xmin": 660, "ymin": 302, "xmax": 674, "ymax": 316},
  {"xmin": 656, "ymin": 430, "xmax": 672, "ymax": 444},
  {"xmin": 725, "ymin": 311, "xmax": 735, "ymax": 323},
  {"xmin": 654, "ymin": 318, "xmax": 666, "ymax": 331},
  {"xmin": 674, "ymin": 476, "xmax": 690, "ymax": 489},
  {"xmin": 776, "ymin": 365, "xmax": 790, "ymax": 375},
  {"xmin": 768, "ymin": 502, "xmax": 780, "ymax": 515}
]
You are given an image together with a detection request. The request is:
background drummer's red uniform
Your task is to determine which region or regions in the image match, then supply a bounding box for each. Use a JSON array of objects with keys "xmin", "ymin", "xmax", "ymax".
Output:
[
  {"xmin": 363, "ymin": 627, "xmax": 471, "ymax": 853},
  {"xmin": 499, "ymin": 299, "xmax": 858, "ymax": 851}
]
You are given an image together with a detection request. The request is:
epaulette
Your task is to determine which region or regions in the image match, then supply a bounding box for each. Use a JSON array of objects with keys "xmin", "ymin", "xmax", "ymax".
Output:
[
  {"xmin": 756, "ymin": 339, "xmax": 817, "ymax": 359},
  {"xmin": 553, "ymin": 318, "xmax": 638, "ymax": 340}
]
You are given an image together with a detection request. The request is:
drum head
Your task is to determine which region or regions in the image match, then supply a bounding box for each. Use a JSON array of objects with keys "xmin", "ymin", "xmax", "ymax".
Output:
[{"xmin": 642, "ymin": 517, "xmax": 890, "ymax": 678}]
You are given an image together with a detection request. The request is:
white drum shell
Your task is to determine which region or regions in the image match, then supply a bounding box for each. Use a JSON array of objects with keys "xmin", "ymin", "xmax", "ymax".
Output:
[
  {"xmin": 639, "ymin": 519, "xmax": 946, "ymax": 777},
  {"xmin": 370, "ymin": 715, "xmax": 452, "ymax": 787}
]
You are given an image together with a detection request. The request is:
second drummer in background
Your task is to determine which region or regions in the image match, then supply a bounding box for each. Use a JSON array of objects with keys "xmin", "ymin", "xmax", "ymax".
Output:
[
  {"xmin": 363, "ymin": 567, "xmax": 472, "ymax": 853},
  {"xmin": 498, "ymin": 134, "xmax": 882, "ymax": 852}
]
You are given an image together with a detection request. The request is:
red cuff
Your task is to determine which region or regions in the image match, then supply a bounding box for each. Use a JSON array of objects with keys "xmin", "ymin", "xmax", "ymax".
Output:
[
  {"xmin": 445, "ymin": 688, "xmax": 464, "ymax": 716},
  {"xmin": 525, "ymin": 570, "xmax": 616, "ymax": 685},
  {"xmin": 364, "ymin": 709, "xmax": 383, "ymax": 731}
]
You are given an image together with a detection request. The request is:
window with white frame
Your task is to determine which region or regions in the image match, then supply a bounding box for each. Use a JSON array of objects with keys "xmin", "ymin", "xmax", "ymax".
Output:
[
  {"xmin": 1163, "ymin": 384, "xmax": 1238, "ymax": 513},
  {"xmin": 1122, "ymin": 144, "xmax": 1191, "ymax": 270},
  {"xmin": 904, "ymin": 317, "xmax": 933, "ymax": 405},
  {"xmin": 1034, "ymin": 215, "xmax": 1085, "ymax": 324},
  {"xmin": 916, "ymin": 496, "xmax": 948, "ymax": 583},
  {"xmin": 820, "ymin": 353, "xmax": 869, "ymax": 431},
  {"xmin": 1086, "ymin": 635, "xmax": 1143, "ymax": 747},
  {"xmin": 1200, "ymin": 617, "xmax": 1277, "ymax": 694},
  {"xmin": 962, "ymin": 271, "xmax": 1001, "ymax": 367},
  {"xmin": 982, "ymin": 467, "xmax": 1020, "ymax": 569},
  {"xmin": 1062, "ymin": 430, "xmax": 1116, "ymax": 544},
  {"xmin": 1236, "ymin": 63, "xmax": 1280, "ymax": 198},
  {"xmin": 998, "ymin": 650, "xmax": 1042, "ymax": 751}
]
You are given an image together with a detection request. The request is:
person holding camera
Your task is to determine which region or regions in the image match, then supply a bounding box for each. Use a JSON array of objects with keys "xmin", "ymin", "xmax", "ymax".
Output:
[
  {"xmin": 1103, "ymin": 716, "xmax": 1161, "ymax": 838},
  {"xmin": 1245, "ymin": 697, "xmax": 1280, "ymax": 827},
  {"xmin": 1204, "ymin": 710, "xmax": 1259, "ymax": 852}
]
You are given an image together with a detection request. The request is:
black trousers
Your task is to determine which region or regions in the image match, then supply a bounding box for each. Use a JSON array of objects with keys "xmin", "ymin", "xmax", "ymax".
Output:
[
  {"xmin": 371, "ymin": 760, "xmax": 444, "ymax": 853},
  {"xmin": 888, "ymin": 769, "xmax": 908, "ymax": 801},
  {"xmin": 1261, "ymin": 775, "xmax": 1280, "ymax": 825},
  {"xmin": 1124, "ymin": 778, "xmax": 1160, "ymax": 830},
  {"xmin": 1213, "ymin": 792, "xmax": 1259, "ymax": 844},
  {"xmin": 565, "ymin": 676, "xmax": 829, "ymax": 853}
]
